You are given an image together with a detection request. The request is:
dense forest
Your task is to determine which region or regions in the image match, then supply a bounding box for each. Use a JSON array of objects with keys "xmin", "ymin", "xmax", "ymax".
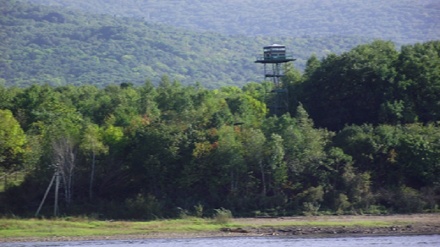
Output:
[
  {"xmin": 26, "ymin": 0, "xmax": 440, "ymax": 44},
  {"xmin": 1, "ymin": 0, "xmax": 375, "ymax": 88},
  {"xmin": 1, "ymin": 40, "xmax": 439, "ymax": 219}
]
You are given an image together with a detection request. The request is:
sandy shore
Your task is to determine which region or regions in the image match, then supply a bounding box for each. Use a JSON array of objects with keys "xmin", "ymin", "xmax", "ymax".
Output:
[
  {"xmin": 2, "ymin": 214, "xmax": 439, "ymax": 242},
  {"xmin": 231, "ymin": 213, "xmax": 440, "ymax": 236}
]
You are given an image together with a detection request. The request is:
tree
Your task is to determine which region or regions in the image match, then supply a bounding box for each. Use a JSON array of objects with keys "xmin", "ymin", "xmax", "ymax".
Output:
[
  {"xmin": 395, "ymin": 41, "xmax": 440, "ymax": 123},
  {"xmin": 266, "ymin": 133, "xmax": 287, "ymax": 193},
  {"xmin": 395, "ymin": 124, "xmax": 440, "ymax": 188},
  {"xmin": 241, "ymin": 128, "xmax": 267, "ymax": 195},
  {"xmin": 341, "ymin": 164, "xmax": 373, "ymax": 212},
  {"xmin": 138, "ymin": 80, "xmax": 160, "ymax": 119},
  {"xmin": 23, "ymin": 87, "xmax": 84, "ymax": 208},
  {"xmin": 181, "ymin": 132, "xmax": 220, "ymax": 207},
  {"xmin": 0, "ymin": 81, "xmax": 20, "ymax": 110},
  {"xmin": 12, "ymin": 84, "xmax": 58, "ymax": 130},
  {"xmin": 282, "ymin": 63, "xmax": 304, "ymax": 116},
  {"xmin": 301, "ymin": 40, "xmax": 399, "ymax": 130},
  {"xmin": 303, "ymin": 54, "xmax": 321, "ymax": 80},
  {"xmin": 333, "ymin": 125, "xmax": 377, "ymax": 173},
  {"xmin": 242, "ymin": 81, "xmax": 273, "ymax": 103},
  {"xmin": 52, "ymin": 136, "xmax": 76, "ymax": 206},
  {"xmin": 283, "ymin": 105, "xmax": 331, "ymax": 179},
  {"xmin": 0, "ymin": 109, "xmax": 26, "ymax": 188},
  {"xmin": 125, "ymin": 121, "xmax": 182, "ymax": 200},
  {"xmin": 215, "ymin": 125, "xmax": 245, "ymax": 194},
  {"xmin": 80, "ymin": 123, "xmax": 108, "ymax": 200}
]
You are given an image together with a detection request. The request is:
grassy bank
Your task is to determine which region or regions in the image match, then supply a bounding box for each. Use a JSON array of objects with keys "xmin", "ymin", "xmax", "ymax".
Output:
[
  {"xmin": 1, "ymin": 214, "xmax": 439, "ymax": 241},
  {"xmin": 0, "ymin": 217, "xmax": 232, "ymax": 239}
]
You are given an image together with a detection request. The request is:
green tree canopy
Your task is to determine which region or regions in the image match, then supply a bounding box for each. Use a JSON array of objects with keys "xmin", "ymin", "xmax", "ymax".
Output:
[{"xmin": 0, "ymin": 109, "xmax": 27, "ymax": 173}]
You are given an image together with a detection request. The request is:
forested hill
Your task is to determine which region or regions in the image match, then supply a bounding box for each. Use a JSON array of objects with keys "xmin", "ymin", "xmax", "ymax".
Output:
[
  {"xmin": 2, "ymin": 0, "xmax": 372, "ymax": 88},
  {"xmin": 1, "ymin": 40, "xmax": 440, "ymax": 218},
  {"xmin": 25, "ymin": 0, "xmax": 440, "ymax": 44}
]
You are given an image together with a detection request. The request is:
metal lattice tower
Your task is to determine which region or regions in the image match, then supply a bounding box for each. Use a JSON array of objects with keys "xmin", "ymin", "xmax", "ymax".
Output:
[{"xmin": 255, "ymin": 44, "xmax": 295, "ymax": 116}]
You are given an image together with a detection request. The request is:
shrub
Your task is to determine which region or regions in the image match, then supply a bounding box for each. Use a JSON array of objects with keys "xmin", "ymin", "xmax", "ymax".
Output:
[
  {"xmin": 213, "ymin": 208, "xmax": 233, "ymax": 224},
  {"xmin": 298, "ymin": 186, "xmax": 324, "ymax": 216},
  {"xmin": 302, "ymin": 202, "xmax": 320, "ymax": 216},
  {"xmin": 376, "ymin": 186, "xmax": 426, "ymax": 213},
  {"xmin": 396, "ymin": 186, "xmax": 425, "ymax": 213},
  {"xmin": 335, "ymin": 193, "xmax": 351, "ymax": 215},
  {"xmin": 124, "ymin": 194, "xmax": 162, "ymax": 220},
  {"xmin": 193, "ymin": 203, "xmax": 204, "ymax": 218}
]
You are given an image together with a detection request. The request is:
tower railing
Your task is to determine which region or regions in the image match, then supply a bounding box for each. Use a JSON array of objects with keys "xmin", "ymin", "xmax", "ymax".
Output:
[{"xmin": 255, "ymin": 53, "xmax": 295, "ymax": 63}]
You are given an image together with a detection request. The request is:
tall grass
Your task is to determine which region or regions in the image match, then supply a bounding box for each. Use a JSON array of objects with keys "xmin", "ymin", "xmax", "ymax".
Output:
[{"xmin": 0, "ymin": 217, "xmax": 237, "ymax": 239}]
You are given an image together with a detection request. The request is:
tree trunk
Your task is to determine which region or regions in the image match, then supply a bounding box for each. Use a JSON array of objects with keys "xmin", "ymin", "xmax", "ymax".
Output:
[
  {"xmin": 89, "ymin": 151, "xmax": 95, "ymax": 200},
  {"xmin": 259, "ymin": 161, "xmax": 267, "ymax": 196},
  {"xmin": 52, "ymin": 137, "xmax": 76, "ymax": 206}
]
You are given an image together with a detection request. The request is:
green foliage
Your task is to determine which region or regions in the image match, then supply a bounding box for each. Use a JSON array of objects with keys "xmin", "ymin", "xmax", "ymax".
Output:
[
  {"xmin": 335, "ymin": 193, "xmax": 351, "ymax": 215},
  {"xmin": 301, "ymin": 41, "xmax": 399, "ymax": 130},
  {"xmin": 213, "ymin": 208, "xmax": 233, "ymax": 224},
  {"xmin": 302, "ymin": 202, "xmax": 321, "ymax": 216},
  {"xmin": 26, "ymin": 0, "xmax": 439, "ymax": 44},
  {"xmin": 377, "ymin": 186, "xmax": 426, "ymax": 214},
  {"xmin": 342, "ymin": 165, "xmax": 373, "ymax": 211},
  {"xmin": 299, "ymin": 186, "xmax": 324, "ymax": 215},
  {"xmin": 80, "ymin": 123, "xmax": 108, "ymax": 157},
  {"xmin": 301, "ymin": 40, "xmax": 440, "ymax": 130},
  {"xmin": 193, "ymin": 203, "xmax": 204, "ymax": 218},
  {"xmin": 2, "ymin": 40, "xmax": 440, "ymax": 218},
  {"xmin": 123, "ymin": 194, "xmax": 162, "ymax": 220},
  {"xmin": 0, "ymin": 109, "xmax": 27, "ymax": 173},
  {"xmin": 395, "ymin": 41, "xmax": 440, "ymax": 123},
  {"xmin": 395, "ymin": 124, "xmax": 440, "ymax": 188},
  {"xmin": 3, "ymin": 0, "xmax": 378, "ymax": 88},
  {"xmin": 395, "ymin": 186, "xmax": 426, "ymax": 213},
  {"xmin": 267, "ymin": 133, "xmax": 287, "ymax": 189}
]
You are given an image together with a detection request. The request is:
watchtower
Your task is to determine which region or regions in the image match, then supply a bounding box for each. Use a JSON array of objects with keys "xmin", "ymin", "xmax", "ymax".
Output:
[{"xmin": 255, "ymin": 44, "xmax": 295, "ymax": 115}]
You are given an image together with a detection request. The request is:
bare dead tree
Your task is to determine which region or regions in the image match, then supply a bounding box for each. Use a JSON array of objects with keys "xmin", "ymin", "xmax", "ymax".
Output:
[{"xmin": 52, "ymin": 136, "xmax": 76, "ymax": 206}]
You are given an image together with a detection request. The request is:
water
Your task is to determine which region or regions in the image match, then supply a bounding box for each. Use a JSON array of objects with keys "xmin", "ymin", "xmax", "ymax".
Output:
[{"xmin": 3, "ymin": 235, "xmax": 440, "ymax": 247}]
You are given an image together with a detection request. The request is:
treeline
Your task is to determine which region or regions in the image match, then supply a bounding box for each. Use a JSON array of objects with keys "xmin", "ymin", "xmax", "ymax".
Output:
[
  {"xmin": 2, "ymin": 0, "xmax": 373, "ymax": 88},
  {"xmin": 1, "ymin": 40, "xmax": 440, "ymax": 219}
]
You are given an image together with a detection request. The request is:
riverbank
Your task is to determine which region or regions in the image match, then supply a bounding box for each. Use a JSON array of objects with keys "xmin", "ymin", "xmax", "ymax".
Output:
[
  {"xmin": 1, "ymin": 214, "xmax": 439, "ymax": 242},
  {"xmin": 231, "ymin": 214, "xmax": 440, "ymax": 237}
]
